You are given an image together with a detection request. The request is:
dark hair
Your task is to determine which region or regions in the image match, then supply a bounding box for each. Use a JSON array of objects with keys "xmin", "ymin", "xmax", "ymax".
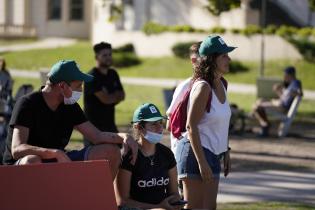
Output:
[
  {"xmin": 93, "ymin": 42, "xmax": 112, "ymax": 54},
  {"xmin": 132, "ymin": 121, "xmax": 146, "ymax": 140},
  {"xmin": 189, "ymin": 41, "xmax": 202, "ymax": 56},
  {"xmin": 0, "ymin": 58, "xmax": 6, "ymax": 71},
  {"xmin": 284, "ymin": 66, "xmax": 296, "ymax": 76},
  {"xmin": 192, "ymin": 53, "xmax": 220, "ymax": 88}
]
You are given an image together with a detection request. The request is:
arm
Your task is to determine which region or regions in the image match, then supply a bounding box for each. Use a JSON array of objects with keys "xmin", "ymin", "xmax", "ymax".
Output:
[
  {"xmin": 167, "ymin": 166, "xmax": 181, "ymax": 199},
  {"xmin": 75, "ymin": 121, "xmax": 138, "ymax": 163},
  {"xmin": 223, "ymin": 148, "xmax": 231, "ymax": 177},
  {"xmin": 115, "ymin": 169, "xmax": 177, "ymax": 210},
  {"xmin": 186, "ymin": 83, "xmax": 213, "ymax": 183},
  {"xmin": 94, "ymin": 89, "xmax": 125, "ymax": 105},
  {"xmin": 273, "ymin": 83, "xmax": 283, "ymax": 98},
  {"xmin": 115, "ymin": 169, "xmax": 161, "ymax": 209},
  {"xmin": 11, "ymin": 125, "xmax": 70, "ymax": 162}
]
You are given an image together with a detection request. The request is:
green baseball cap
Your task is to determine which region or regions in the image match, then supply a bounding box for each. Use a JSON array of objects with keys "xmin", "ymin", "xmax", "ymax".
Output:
[
  {"xmin": 48, "ymin": 60, "xmax": 94, "ymax": 84},
  {"xmin": 132, "ymin": 103, "xmax": 166, "ymax": 123},
  {"xmin": 199, "ymin": 35, "xmax": 236, "ymax": 57}
]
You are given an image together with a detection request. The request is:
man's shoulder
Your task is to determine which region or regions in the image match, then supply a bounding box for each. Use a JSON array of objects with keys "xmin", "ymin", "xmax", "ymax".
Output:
[
  {"xmin": 19, "ymin": 90, "xmax": 40, "ymax": 103},
  {"xmin": 108, "ymin": 68, "xmax": 119, "ymax": 76},
  {"xmin": 88, "ymin": 67, "xmax": 98, "ymax": 75}
]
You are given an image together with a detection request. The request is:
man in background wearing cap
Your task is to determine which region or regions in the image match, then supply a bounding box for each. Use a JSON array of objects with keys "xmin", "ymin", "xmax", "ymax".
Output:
[
  {"xmin": 2, "ymin": 60, "xmax": 137, "ymax": 179},
  {"xmin": 84, "ymin": 42, "xmax": 125, "ymax": 146},
  {"xmin": 253, "ymin": 66, "xmax": 303, "ymax": 137}
]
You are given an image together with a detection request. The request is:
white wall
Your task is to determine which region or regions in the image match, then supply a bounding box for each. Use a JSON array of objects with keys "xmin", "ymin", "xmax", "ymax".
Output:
[
  {"xmin": 92, "ymin": 31, "xmax": 301, "ymax": 61},
  {"xmin": 0, "ymin": 0, "xmax": 6, "ymax": 24},
  {"xmin": 91, "ymin": 0, "xmax": 117, "ymax": 43},
  {"xmin": 30, "ymin": 0, "xmax": 91, "ymax": 38},
  {"xmin": 13, "ymin": 0, "xmax": 26, "ymax": 25}
]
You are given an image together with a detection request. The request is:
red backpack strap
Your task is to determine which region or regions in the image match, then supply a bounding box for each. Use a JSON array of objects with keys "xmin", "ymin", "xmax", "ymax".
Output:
[
  {"xmin": 221, "ymin": 77, "xmax": 228, "ymax": 90},
  {"xmin": 205, "ymin": 77, "xmax": 227, "ymax": 113}
]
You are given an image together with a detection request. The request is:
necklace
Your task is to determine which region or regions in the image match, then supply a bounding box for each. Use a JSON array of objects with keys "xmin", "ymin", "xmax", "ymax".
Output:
[
  {"xmin": 141, "ymin": 149, "xmax": 155, "ymax": 166},
  {"xmin": 147, "ymin": 155, "xmax": 155, "ymax": 166}
]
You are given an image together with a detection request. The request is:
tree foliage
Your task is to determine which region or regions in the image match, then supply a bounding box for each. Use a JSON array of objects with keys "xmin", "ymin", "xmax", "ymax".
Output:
[
  {"xmin": 206, "ymin": 0, "xmax": 241, "ymax": 16},
  {"xmin": 309, "ymin": 0, "xmax": 315, "ymax": 11}
]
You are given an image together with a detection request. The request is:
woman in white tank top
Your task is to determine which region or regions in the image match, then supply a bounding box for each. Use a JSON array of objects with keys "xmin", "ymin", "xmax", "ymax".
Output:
[{"xmin": 175, "ymin": 35, "xmax": 236, "ymax": 210}]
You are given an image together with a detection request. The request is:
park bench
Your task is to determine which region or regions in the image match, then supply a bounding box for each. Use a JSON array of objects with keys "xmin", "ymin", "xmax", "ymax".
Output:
[
  {"xmin": 256, "ymin": 77, "xmax": 302, "ymax": 137},
  {"xmin": 0, "ymin": 160, "xmax": 117, "ymax": 210}
]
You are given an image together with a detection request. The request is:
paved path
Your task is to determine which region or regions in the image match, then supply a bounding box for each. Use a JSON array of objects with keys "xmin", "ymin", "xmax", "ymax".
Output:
[
  {"xmin": 0, "ymin": 38, "xmax": 77, "ymax": 53},
  {"xmin": 10, "ymin": 70, "xmax": 315, "ymax": 100},
  {"xmin": 218, "ymin": 170, "xmax": 315, "ymax": 205}
]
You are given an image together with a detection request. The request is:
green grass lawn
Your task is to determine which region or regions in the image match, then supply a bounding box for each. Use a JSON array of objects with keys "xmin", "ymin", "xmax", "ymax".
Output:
[
  {"xmin": 2, "ymin": 41, "xmax": 315, "ymax": 90},
  {"xmin": 218, "ymin": 202, "xmax": 315, "ymax": 210},
  {"xmin": 12, "ymin": 76, "xmax": 315, "ymax": 143},
  {"xmin": 11, "ymin": 77, "xmax": 315, "ymax": 126}
]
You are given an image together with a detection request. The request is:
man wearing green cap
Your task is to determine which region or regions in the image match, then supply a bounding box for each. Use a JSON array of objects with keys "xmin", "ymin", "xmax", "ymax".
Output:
[{"xmin": 2, "ymin": 60, "xmax": 137, "ymax": 178}]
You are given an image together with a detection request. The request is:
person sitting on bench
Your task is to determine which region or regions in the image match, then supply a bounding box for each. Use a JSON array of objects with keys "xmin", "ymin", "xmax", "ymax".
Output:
[
  {"xmin": 253, "ymin": 66, "xmax": 303, "ymax": 137},
  {"xmin": 2, "ymin": 60, "xmax": 138, "ymax": 179}
]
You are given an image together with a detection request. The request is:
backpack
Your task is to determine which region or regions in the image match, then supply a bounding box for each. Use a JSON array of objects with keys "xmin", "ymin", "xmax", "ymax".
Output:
[{"xmin": 170, "ymin": 78, "xmax": 228, "ymax": 139}]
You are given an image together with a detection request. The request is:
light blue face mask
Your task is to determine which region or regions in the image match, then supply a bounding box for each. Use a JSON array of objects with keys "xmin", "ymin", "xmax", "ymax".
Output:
[{"xmin": 144, "ymin": 130, "xmax": 163, "ymax": 144}]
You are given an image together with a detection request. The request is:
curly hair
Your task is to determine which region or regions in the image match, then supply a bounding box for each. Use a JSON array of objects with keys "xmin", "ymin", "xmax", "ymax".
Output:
[{"xmin": 192, "ymin": 53, "xmax": 220, "ymax": 88}]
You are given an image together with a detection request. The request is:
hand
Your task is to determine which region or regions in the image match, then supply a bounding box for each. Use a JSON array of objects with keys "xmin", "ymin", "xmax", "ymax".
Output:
[
  {"xmin": 122, "ymin": 134, "xmax": 138, "ymax": 165},
  {"xmin": 168, "ymin": 193, "xmax": 185, "ymax": 210},
  {"xmin": 53, "ymin": 149, "xmax": 71, "ymax": 163},
  {"xmin": 198, "ymin": 161, "xmax": 213, "ymax": 183},
  {"xmin": 224, "ymin": 150, "xmax": 231, "ymax": 177},
  {"xmin": 159, "ymin": 195, "xmax": 178, "ymax": 210}
]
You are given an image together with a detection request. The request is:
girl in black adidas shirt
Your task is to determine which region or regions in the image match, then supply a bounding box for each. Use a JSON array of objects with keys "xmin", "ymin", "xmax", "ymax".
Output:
[{"xmin": 115, "ymin": 103, "xmax": 183, "ymax": 210}]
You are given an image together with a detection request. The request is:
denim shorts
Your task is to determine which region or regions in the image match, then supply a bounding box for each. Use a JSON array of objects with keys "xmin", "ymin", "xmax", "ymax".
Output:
[
  {"xmin": 175, "ymin": 138, "xmax": 221, "ymax": 180},
  {"xmin": 14, "ymin": 146, "xmax": 91, "ymax": 165}
]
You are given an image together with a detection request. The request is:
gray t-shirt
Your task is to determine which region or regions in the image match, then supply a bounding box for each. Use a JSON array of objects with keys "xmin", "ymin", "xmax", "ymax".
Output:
[{"xmin": 280, "ymin": 79, "xmax": 302, "ymax": 109}]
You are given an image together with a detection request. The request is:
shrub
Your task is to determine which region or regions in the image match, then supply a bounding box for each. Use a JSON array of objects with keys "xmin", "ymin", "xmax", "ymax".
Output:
[
  {"xmin": 229, "ymin": 61, "xmax": 249, "ymax": 73},
  {"xmin": 172, "ymin": 42, "xmax": 196, "ymax": 59},
  {"xmin": 297, "ymin": 27, "xmax": 313, "ymax": 38},
  {"xmin": 170, "ymin": 25, "xmax": 195, "ymax": 33},
  {"xmin": 241, "ymin": 25, "xmax": 262, "ymax": 36},
  {"xmin": 142, "ymin": 22, "xmax": 168, "ymax": 35},
  {"xmin": 113, "ymin": 43, "xmax": 135, "ymax": 53},
  {"xmin": 275, "ymin": 25, "xmax": 298, "ymax": 38},
  {"xmin": 288, "ymin": 38, "xmax": 315, "ymax": 62},
  {"xmin": 113, "ymin": 52, "xmax": 141, "ymax": 67},
  {"xmin": 264, "ymin": 25, "xmax": 278, "ymax": 34},
  {"xmin": 210, "ymin": 26, "xmax": 226, "ymax": 34},
  {"xmin": 230, "ymin": 28, "xmax": 241, "ymax": 34}
]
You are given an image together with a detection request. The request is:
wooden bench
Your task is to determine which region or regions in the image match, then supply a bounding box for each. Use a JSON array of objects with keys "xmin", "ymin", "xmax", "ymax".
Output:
[{"xmin": 0, "ymin": 160, "xmax": 117, "ymax": 210}]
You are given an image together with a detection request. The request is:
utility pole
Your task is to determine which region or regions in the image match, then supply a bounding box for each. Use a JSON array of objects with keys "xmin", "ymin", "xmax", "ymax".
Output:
[{"xmin": 260, "ymin": 0, "xmax": 266, "ymax": 77}]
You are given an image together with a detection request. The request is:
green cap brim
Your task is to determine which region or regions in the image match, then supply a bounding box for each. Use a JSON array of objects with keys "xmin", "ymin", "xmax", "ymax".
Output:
[
  {"xmin": 132, "ymin": 116, "xmax": 167, "ymax": 123},
  {"xmin": 143, "ymin": 116, "xmax": 167, "ymax": 122},
  {"xmin": 219, "ymin": 46, "xmax": 237, "ymax": 54},
  {"xmin": 79, "ymin": 72, "xmax": 94, "ymax": 83}
]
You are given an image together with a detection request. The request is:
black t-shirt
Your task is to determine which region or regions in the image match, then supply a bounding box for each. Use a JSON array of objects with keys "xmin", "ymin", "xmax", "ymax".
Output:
[
  {"xmin": 3, "ymin": 91, "xmax": 87, "ymax": 164},
  {"xmin": 121, "ymin": 143, "xmax": 176, "ymax": 205},
  {"xmin": 84, "ymin": 67, "xmax": 124, "ymax": 133}
]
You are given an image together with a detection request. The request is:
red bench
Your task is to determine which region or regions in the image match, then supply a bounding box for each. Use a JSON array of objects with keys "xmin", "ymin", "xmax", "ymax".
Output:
[{"xmin": 0, "ymin": 160, "xmax": 117, "ymax": 210}]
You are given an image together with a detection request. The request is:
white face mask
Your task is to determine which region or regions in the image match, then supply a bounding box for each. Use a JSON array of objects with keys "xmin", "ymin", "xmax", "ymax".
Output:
[
  {"xmin": 144, "ymin": 130, "xmax": 163, "ymax": 144},
  {"xmin": 64, "ymin": 91, "xmax": 82, "ymax": 105}
]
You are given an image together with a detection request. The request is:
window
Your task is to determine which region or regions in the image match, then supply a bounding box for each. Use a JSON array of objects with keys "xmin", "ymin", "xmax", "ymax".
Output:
[
  {"xmin": 70, "ymin": 0, "xmax": 84, "ymax": 21},
  {"xmin": 48, "ymin": 0, "xmax": 61, "ymax": 20}
]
